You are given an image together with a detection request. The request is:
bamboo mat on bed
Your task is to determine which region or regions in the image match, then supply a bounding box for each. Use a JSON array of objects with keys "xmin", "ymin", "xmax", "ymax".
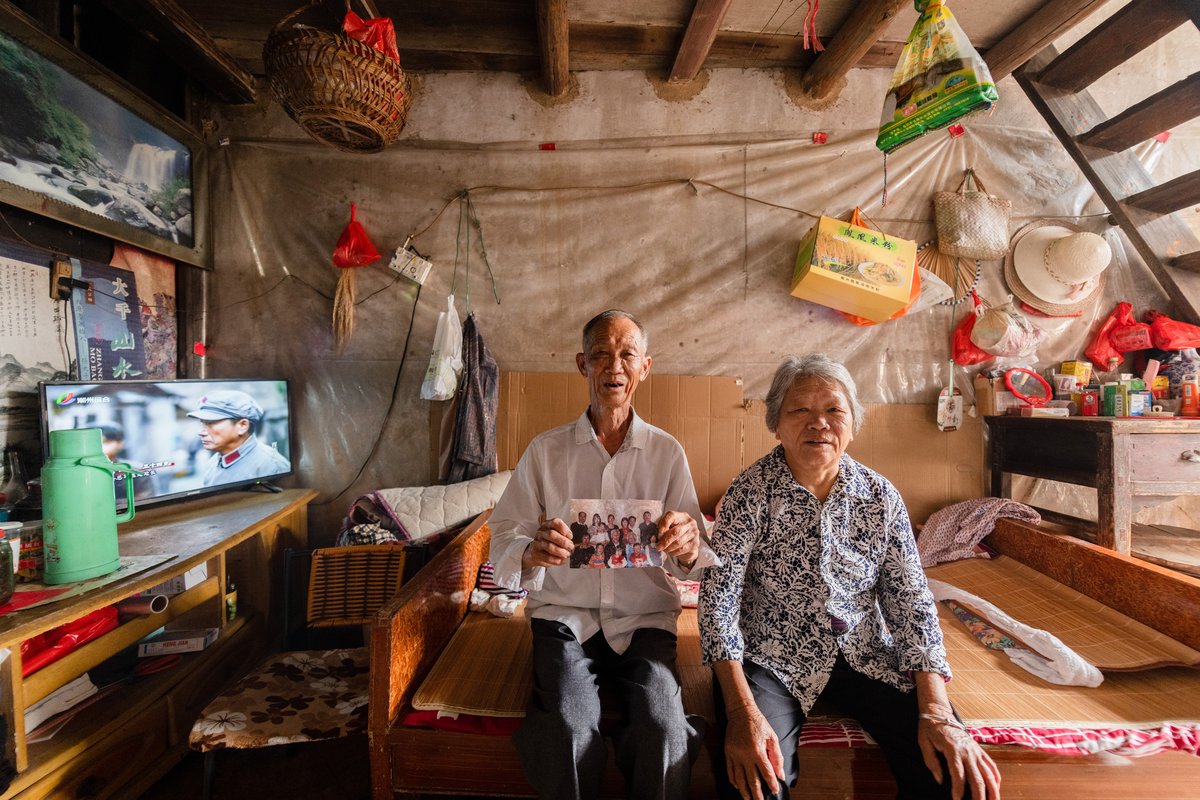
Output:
[
  {"xmin": 927, "ymin": 555, "xmax": 1200, "ymax": 670},
  {"xmin": 940, "ymin": 602, "xmax": 1200, "ymax": 726},
  {"xmin": 410, "ymin": 608, "xmax": 714, "ymax": 719}
]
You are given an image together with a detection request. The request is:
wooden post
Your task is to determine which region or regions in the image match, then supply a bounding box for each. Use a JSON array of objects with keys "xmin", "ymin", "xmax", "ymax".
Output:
[
  {"xmin": 668, "ymin": 0, "xmax": 733, "ymax": 82},
  {"xmin": 985, "ymin": 0, "xmax": 1110, "ymax": 82},
  {"xmin": 799, "ymin": 0, "xmax": 908, "ymax": 100},
  {"xmin": 535, "ymin": 0, "xmax": 569, "ymax": 97}
]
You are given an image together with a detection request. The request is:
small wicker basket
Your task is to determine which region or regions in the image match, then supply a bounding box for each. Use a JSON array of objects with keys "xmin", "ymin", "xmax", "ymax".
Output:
[{"xmin": 263, "ymin": 3, "xmax": 413, "ymax": 154}]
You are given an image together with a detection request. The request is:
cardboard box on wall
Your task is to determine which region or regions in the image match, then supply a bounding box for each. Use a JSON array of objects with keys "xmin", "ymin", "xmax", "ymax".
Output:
[{"xmin": 790, "ymin": 215, "xmax": 917, "ymax": 323}]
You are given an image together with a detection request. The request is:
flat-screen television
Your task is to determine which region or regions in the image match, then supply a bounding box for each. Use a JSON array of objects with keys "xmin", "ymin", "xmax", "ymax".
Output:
[{"xmin": 39, "ymin": 379, "xmax": 293, "ymax": 509}]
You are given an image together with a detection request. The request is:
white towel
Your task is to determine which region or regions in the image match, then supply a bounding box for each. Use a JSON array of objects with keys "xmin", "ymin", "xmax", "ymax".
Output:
[{"xmin": 928, "ymin": 578, "xmax": 1103, "ymax": 687}]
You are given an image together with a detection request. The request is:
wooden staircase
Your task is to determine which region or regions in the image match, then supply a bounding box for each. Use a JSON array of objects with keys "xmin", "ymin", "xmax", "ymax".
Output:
[{"xmin": 1015, "ymin": 0, "xmax": 1200, "ymax": 323}]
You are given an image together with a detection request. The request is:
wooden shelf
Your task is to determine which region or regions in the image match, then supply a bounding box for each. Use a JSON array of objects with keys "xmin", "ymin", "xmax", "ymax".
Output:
[
  {"xmin": 0, "ymin": 489, "xmax": 314, "ymax": 800},
  {"xmin": 9, "ymin": 616, "xmax": 253, "ymax": 799},
  {"xmin": 23, "ymin": 576, "xmax": 220, "ymax": 706}
]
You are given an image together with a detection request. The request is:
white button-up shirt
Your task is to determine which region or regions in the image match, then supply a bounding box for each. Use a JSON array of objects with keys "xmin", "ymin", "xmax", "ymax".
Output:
[{"xmin": 489, "ymin": 410, "xmax": 719, "ymax": 653}]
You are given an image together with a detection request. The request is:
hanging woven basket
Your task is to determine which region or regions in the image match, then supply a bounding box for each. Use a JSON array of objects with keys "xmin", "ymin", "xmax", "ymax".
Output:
[{"xmin": 263, "ymin": 2, "xmax": 413, "ymax": 154}]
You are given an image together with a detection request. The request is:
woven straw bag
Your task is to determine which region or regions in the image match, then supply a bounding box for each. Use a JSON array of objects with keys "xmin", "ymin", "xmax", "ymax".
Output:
[{"xmin": 934, "ymin": 169, "xmax": 1012, "ymax": 261}]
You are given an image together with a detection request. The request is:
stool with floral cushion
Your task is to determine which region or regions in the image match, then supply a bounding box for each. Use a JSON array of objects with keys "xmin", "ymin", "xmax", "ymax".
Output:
[{"xmin": 189, "ymin": 545, "xmax": 406, "ymax": 800}]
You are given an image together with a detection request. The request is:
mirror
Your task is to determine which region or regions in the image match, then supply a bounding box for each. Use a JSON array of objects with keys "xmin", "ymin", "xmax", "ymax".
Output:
[{"xmin": 1004, "ymin": 368, "xmax": 1053, "ymax": 407}]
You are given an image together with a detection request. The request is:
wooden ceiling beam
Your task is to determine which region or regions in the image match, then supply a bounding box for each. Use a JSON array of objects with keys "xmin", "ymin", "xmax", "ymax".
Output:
[
  {"xmin": 1036, "ymin": 0, "xmax": 1193, "ymax": 92},
  {"xmin": 99, "ymin": 0, "xmax": 256, "ymax": 103},
  {"xmin": 985, "ymin": 0, "xmax": 1110, "ymax": 83},
  {"xmin": 535, "ymin": 0, "xmax": 569, "ymax": 96},
  {"xmin": 799, "ymin": 0, "xmax": 908, "ymax": 100},
  {"xmin": 1077, "ymin": 72, "xmax": 1200, "ymax": 152},
  {"xmin": 668, "ymin": 0, "xmax": 733, "ymax": 83}
]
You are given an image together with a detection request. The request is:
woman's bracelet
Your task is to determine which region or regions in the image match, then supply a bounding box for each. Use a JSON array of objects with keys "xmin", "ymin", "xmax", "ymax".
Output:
[{"xmin": 918, "ymin": 712, "xmax": 969, "ymax": 732}]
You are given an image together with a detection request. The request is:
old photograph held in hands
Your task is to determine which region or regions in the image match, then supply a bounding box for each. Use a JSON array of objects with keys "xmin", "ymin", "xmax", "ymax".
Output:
[{"xmin": 568, "ymin": 499, "xmax": 663, "ymax": 569}]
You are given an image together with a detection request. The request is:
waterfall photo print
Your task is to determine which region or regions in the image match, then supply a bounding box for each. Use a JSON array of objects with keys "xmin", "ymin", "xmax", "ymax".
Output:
[{"xmin": 0, "ymin": 7, "xmax": 207, "ymax": 266}]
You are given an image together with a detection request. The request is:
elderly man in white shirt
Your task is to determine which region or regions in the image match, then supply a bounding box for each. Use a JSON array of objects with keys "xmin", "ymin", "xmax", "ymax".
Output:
[{"xmin": 489, "ymin": 309, "xmax": 718, "ymax": 800}]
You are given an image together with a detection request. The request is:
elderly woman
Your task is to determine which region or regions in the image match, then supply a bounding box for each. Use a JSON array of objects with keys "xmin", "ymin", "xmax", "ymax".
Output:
[{"xmin": 699, "ymin": 354, "xmax": 1001, "ymax": 800}]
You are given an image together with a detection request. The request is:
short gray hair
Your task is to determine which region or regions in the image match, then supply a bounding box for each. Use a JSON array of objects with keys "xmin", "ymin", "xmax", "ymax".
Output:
[
  {"xmin": 581, "ymin": 309, "xmax": 648, "ymax": 353},
  {"xmin": 764, "ymin": 354, "xmax": 865, "ymax": 434}
]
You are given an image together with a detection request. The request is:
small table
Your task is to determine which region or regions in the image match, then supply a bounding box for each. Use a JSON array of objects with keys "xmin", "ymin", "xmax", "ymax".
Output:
[{"xmin": 985, "ymin": 416, "xmax": 1200, "ymax": 555}]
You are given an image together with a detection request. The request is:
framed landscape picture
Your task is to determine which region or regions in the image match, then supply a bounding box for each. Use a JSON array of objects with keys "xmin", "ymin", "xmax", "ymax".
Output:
[{"xmin": 0, "ymin": 5, "xmax": 209, "ymax": 267}]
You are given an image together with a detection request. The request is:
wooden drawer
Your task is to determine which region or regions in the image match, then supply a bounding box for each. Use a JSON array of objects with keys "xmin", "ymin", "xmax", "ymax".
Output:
[
  {"xmin": 1129, "ymin": 433, "xmax": 1200, "ymax": 486},
  {"xmin": 164, "ymin": 617, "xmax": 263, "ymax": 746},
  {"xmin": 13, "ymin": 699, "xmax": 169, "ymax": 800}
]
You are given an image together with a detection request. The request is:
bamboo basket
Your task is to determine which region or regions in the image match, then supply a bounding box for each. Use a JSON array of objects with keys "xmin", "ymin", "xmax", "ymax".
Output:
[{"xmin": 263, "ymin": 2, "xmax": 413, "ymax": 153}]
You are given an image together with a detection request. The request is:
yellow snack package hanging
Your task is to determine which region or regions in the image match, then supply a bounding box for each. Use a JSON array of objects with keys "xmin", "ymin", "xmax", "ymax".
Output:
[{"xmin": 877, "ymin": 0, "xmax": 998, "ymax": 153}]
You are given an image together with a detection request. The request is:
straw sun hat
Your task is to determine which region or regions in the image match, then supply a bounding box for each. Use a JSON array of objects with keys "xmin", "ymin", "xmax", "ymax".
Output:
[{"xmin": 1003, "ymin": 220, "xmax": 1111, "ymax": 315}]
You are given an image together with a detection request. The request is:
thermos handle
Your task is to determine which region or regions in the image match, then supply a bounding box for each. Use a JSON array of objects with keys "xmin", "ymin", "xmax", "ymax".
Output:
[{"xmin": 79, "ymin": 456, "xmax": 137, "ymax": 523}]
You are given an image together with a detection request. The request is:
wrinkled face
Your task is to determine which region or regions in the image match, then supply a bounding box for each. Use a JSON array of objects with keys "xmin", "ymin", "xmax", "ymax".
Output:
[
  {"xmin": 609, "ymin": 529, "xmax": 621, "ymax": 545},
  {"xmin": 774, "ymin": 377, "xmax": 855, "ymax": 474},
  {"xmin": 198, "ymin": 418, "xmax": 250, "ymax": 455},
  {"xmin": 576, "ymin": 317, "xmax": 651, "ymax": 414}
]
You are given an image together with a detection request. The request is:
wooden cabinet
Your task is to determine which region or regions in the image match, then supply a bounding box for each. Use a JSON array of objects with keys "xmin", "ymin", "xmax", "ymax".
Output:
[
  {"xmin": 986, "ymin": 416, "xmax": 1200, "ymax": 554},
  {"xmin": 0, "ymin": 489, "xmax": 315, "ymax": 800}
]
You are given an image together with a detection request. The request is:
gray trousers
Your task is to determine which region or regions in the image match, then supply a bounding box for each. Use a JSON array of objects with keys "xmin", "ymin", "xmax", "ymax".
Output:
[{"xmin": 514, "ymin": 619, "xmax": 703, "ymax": 800}]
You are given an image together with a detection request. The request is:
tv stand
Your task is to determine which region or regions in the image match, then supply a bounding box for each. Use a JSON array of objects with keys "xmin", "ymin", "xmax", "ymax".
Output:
[
  {"xmin": 246, "ymin": 481, "xmax": 283, "ymax": 494},
  {"xmin": 0, "ymin": 488, "xmax": 316, "ymax": 799}
]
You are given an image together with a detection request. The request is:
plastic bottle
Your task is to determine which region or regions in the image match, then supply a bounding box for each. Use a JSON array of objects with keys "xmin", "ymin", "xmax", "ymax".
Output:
[{"xmin": 1182, "ymin": 373, "xmax": 1200, "ymax": 417}]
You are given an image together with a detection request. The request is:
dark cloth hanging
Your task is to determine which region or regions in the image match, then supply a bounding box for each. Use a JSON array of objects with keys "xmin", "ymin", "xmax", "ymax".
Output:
[{"xmin": 448, "ymin": 312, "xmax": 498, "ymax": 483}]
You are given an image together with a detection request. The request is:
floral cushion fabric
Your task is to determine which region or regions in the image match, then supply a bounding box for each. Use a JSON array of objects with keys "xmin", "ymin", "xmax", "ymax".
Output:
[{"xmin": 189, "ymin": 648, "xmax": 369, "ymax": 752}]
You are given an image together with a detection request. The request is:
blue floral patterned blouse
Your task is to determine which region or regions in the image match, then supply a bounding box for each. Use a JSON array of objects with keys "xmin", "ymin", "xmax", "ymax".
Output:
[{"xmin": 699, "ymin": 446, "xmax": 950, "ymax": 713}]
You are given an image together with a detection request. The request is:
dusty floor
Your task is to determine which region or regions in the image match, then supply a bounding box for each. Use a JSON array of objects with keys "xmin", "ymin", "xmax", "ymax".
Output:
[
  {"xmin": 139, "ymin": 736, "xmax": 371, "ymax": 800},
  {"xmin": 136, "ymin": 734, "xmax": 506, "ymax": 800}
]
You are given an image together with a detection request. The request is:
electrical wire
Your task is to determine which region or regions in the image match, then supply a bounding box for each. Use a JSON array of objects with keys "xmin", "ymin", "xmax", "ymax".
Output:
[{"xmin": 314, "ymin": 281, "xmax": 422, "ymax": 507}]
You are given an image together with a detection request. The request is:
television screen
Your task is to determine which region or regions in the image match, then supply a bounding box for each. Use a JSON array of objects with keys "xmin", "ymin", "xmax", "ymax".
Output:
[{"xmin": 39, "ymin": 379, "xmax": 292, "ymax": 509}]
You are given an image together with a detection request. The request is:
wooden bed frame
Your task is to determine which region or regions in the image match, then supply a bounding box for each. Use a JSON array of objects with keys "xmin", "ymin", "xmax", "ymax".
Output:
[{"xmin": 368, "ymin": 511, "xmax": 1200, "ymax": 799}]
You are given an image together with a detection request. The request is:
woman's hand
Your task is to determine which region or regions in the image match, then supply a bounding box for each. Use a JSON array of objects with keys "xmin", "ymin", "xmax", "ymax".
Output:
[
  {"xmin": 723, "ymin": 704, "xmax": 785, "ymax": 800},
  {"xmin": 917, "ymin": 708, "xmax": 1002, "ymax": 800},
  {"xmin": 521, "ymin": 519, "xmax": 574, "ymax": 570}
]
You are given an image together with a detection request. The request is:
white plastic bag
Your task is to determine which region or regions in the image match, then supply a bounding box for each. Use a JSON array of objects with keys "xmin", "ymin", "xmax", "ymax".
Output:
[
  {"xmin": 420, "ymin": 294, "xmax": 463, "ymax": 401},
  {"xmin": 969, "ymin": 297, "xmax": 1044, "ymax": 358}
]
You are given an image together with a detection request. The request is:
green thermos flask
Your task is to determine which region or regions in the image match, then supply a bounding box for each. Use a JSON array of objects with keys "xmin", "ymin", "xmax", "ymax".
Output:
[{"xmin": 41, "ymin": 428, "xmax": 135, "ymax": 584}]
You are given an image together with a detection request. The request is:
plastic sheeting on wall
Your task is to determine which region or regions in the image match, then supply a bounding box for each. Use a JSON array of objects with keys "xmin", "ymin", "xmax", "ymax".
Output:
[{"xmin": 202, "ymin": 68, "xmax": 1186, "ymax": 536}]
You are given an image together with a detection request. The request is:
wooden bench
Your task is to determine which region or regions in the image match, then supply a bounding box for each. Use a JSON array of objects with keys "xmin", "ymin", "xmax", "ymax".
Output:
[{"xmin": 368, "ymin": 511, "xmax": 1200, "ymax": 799}]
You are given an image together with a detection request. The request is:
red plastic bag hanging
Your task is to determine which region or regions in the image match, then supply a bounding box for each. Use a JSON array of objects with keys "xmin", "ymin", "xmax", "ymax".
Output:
[
  {"xmin": 952, "ymin": 292, "xmax": 993, "ymax": 366},
  {"xmin": 332, "ymin": 203, "xmax": 381, "ymax": 268},
  {"xmin": 331, "ymin": 203, "xmax": 380, "ymax": 353},
  {"xmin": 1085, "ymin": 302, "xmax": 1126, "ymax": 370},
  {"xmin": 1109, "ymin": 302, "xmax": 1153, "ymax": 353},
  {"xmin": 343, "ymin": 10, "xmax": 400, "ymax": 63},
  {"xmin": 1146, "ymin": 309, "xmax": 1200, "ymax": 350}
]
